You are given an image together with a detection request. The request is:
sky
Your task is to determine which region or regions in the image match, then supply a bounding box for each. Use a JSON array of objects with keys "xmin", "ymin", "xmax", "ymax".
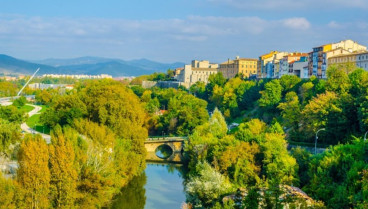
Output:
[{"xmin": 0, "ymin": 0, "xmax": 367, "ymax": 63}]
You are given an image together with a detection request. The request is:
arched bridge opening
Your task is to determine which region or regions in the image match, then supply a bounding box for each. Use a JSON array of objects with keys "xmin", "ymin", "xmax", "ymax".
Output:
[{"xmin": 144, "ymin": 137, "xmax": 186, "ymax": 163}]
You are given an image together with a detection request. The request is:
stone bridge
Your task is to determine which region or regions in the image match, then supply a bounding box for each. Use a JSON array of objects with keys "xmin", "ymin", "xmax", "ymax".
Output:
[{"xmin": 144, "ymin": 137, "xmax": 187, "ymax": 163}]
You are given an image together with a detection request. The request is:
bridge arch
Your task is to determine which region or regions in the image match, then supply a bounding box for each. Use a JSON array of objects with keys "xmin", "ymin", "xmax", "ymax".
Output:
[{"xmin": 144, "ymin": 137, "xmax": 186, "ymax": 163}]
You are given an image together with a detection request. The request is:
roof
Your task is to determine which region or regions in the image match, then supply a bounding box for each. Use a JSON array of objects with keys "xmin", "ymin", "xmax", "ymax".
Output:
[
  {"xmin": 220, "ymin": 60, "xmax": 235, "ymax": 65},
  {"xmin": 238, "ymin": 58, "xmax": 258, "ymax": 61},
  {"xmin": 192, "ymin": 68, "xmax": 218, "ymax": 71},
  {"xmin": 328, "ymin": 52, "xmax": 365, "ymax": 59}
]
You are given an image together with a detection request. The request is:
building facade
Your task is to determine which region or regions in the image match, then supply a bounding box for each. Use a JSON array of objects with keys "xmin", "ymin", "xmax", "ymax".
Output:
[
  {"xmin": 219, "ymin": 56, "xmax": 258, "ymax": 79},
  {"xmin": 328, "ymin": 52, "xmax": 368, "ymax": 72},
  {"xmin": 308, "ymin": 40, "xmax": 367, "ymax": 78},
  {"xmin": 258, "ymin": 51, "xmax": 289, "ymax": 78},
  {"xmin": 279, "ymin": 53, "xmax": 308, "ymax": 78},
  {"xmin": 176, "ymin": 60, "xmax": 218, "ymax": 87},
  {"xmin": 356, "ymin": 52, "xmax": 368, "ymax": 71}
]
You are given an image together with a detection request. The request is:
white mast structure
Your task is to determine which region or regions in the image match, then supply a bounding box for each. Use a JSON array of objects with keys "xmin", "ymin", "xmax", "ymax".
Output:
[{"xmin": 17, "ymin": 68, "xmax": 40, "ymax": 96}]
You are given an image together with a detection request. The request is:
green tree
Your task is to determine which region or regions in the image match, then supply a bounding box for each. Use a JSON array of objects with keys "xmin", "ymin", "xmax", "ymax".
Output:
[
  {"xmin": 186, "ymin": 161, "xmax": 233, "ymax": 207},
  {"xmin": 279, "ymin": 75, "xmax": 301, "ymax": 94},
  {"xmin": 278, "ymin": 91, "xmax": 301, "ymax": 130},
  {"xmin": 12, "ymin": 96, "xmax": 27, "ymax": 107},
  {"xmin": 326, "ymin": 65, "xmax": 351, "ymax": 94},
  {"xmin": 258, "ymin": 80, "xmax": 282, "ymax": 109}
]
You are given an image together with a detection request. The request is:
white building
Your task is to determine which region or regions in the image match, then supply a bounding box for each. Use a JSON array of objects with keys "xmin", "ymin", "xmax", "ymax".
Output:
[
  {"xmin": 356, "ymin": 52, "xmax": 368, "ymax": 71},
  {"xmin": 176, "ymin": 60, "xmax": 218, "ymax": 87}
]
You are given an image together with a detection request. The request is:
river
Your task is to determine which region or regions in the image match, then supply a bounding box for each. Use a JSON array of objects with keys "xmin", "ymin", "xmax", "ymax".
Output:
[{"xmin": 110, "ymin": 160, "xmax": 187, "ymax": 209}]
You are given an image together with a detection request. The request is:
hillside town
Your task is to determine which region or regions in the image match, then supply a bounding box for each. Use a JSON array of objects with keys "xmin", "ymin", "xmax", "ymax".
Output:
[{"xmin": 174, "ymin": 39, "xmax": 368, "ymax": 87}]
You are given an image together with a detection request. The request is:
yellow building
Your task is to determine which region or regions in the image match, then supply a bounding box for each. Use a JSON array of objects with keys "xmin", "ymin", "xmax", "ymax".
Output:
[{"xmin": 219, "ymin": 56, "xmax": 258, "ymax": 79}]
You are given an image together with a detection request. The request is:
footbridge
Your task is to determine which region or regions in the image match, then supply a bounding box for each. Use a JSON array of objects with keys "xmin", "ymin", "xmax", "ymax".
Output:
[{"xmin": 144, "ymin": 137, "xmax": 187, "ymax": 163}]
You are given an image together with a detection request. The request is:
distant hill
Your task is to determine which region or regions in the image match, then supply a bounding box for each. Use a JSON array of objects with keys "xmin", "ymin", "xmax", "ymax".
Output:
[
  {"xmin": 0, "ymin": 54, "xmax": 185, "ymax": 77},
  {"xmin": 0, "ymin": 54, "xmax": 57, "ymax": 75}
]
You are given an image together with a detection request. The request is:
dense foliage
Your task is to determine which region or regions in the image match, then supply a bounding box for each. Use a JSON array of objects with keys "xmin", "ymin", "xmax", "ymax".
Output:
[{"xmin": 0, "ymin": 79, "xmax": 148, "ymax": 208}]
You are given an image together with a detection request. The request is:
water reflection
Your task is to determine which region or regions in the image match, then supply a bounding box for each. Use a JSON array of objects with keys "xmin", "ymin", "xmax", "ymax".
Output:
[
  {"xmin": 109, "ymin": 173, "xmax": 146, "ymax": 209},
  {"xmin": 155, "ymin": 144, "xmax": 174, "ymax": 159},
  {"xmin": 110, "ymin": 163, "xmax": 187, "ymax": 209}
]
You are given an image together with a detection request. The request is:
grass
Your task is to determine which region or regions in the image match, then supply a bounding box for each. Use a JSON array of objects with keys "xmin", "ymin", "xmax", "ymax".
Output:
[
  {"xmin": 25, "ymin": 105, "xmax": 50, "ymax": 134},
  {"xmin": 15, "ymin": 104, "xmax": 35, "ymax": 113}
]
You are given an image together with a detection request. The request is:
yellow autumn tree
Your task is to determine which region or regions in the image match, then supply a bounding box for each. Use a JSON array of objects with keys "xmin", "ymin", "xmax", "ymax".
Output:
[
  {"xmin": 17, "ymin": 134, "xmax": 50, "ymax": 209},
  {"xmin": 49, "ymin": 126, "xmax": 78, "ymax": 208}
]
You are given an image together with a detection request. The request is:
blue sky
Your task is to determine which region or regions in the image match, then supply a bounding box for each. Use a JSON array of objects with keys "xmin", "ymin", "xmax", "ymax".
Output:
[{"xmin": 0, "ymin": 0, "xmax": 367, "ymax": 63}]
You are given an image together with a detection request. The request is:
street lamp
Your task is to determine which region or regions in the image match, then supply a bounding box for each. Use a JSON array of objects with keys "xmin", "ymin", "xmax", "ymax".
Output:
[{"xmin": 315, "ymin": 128, "xmax": 325, "ymax": 155}]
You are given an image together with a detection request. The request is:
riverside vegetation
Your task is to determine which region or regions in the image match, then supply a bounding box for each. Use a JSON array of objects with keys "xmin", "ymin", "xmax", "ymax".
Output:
[{"xmin": 0, "ymin": 64, "xmax": 367, "ymax": 208}]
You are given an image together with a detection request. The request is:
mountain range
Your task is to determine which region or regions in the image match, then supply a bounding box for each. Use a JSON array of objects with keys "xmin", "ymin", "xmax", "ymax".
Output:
[{"xmin": 0, "ymin": 54, "xmax": 185, "ymax": 77}]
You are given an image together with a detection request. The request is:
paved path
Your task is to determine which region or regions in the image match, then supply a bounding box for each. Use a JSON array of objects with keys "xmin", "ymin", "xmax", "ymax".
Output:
[{"xmin": 20, "ymin": 104, "xmax": 51, "ymax": 144}]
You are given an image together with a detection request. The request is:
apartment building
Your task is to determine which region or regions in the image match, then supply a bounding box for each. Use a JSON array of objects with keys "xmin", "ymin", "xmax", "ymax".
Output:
[
  {"xmin": 308, "ymin": 40, "xmax": 367, "ymax": 78},
  {"xmin": 219, "ymin": 56, "xmax": 258, "ymax": 79},
  {"xmin": 176, "ymin": 60, "xmax": 218, "ymax": 87},
  {"xmin": 258, "ymin": 51, "xmax": 288, "ymax": 78},
  {"xmin": 356, "ymin": 52, "xmax": 368, "ymax": 71},
  {"xmin": 328, "ymin": 52, "xmax": 368, "ymax": 71},
  {"xmin": 279, "ymin": 53, "xmax": 308, "ymax": 78}
]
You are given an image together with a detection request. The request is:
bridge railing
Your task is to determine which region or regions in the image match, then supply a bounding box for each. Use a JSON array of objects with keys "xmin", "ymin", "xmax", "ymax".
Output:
[{"xmin": 146, "ymin": 136, "xmax": 188, "ymax": 141}]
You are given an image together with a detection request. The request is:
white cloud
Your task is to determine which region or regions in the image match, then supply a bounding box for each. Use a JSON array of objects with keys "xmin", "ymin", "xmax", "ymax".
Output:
[
  {"xmin": 0, "ymin": 14, "xmax": 366, "ymax": 63},
  {"xmin": 328, "ymin": 21, "xmax": 343, "ymax": 29},
  {"xmin": 207, "ymin": 0, "xmax": 368, "ymax": 10},
  {"xmin": 282, "ymin": 18, "xmax": 311, "ymax": 30}
]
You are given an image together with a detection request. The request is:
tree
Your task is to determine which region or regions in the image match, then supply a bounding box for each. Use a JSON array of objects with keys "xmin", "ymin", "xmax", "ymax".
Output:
[
  {"xmin": 258, "ymin": 80, "xmax": 282, "ymax": 109},
  {"xmin": 302, "ymin": 91, "xmax": 341, "ymax": 134},
  {"xmin": 186, "ymin": 161, "xmax": 233, "ymax": 207},
  {"xmin": 0, "ymin": 175, "xmax": 17, "ymax": 209},
  {"xmin": 35, "ymin": 89, "xmax": 53, "ymax": 105},
  {"xmin": 49, "ymin": 126, "xmax": 78, "ymax": 208},
  {"xmin": 278, "ymin": 91, "xmax": 301, "ymax": 130},
  {"xmin": 40, "ymin": 94, "xmax": 87, "ymax": 128},
  {"xmin": 235, "ymin": 119, "xmax": 267, "ymax": 143},
  {"xmin": 261, "ymin": 133, "xmax": 297, "ymax": 185},
  {"xmin": 12, "ymin": 96, "xmax": 27, "ymax": 107},
  {"xmin": 299, "ymin": 81, "xmax": 314, "ymax": 105},
  {"xmin": 17, "ymin": 135, "xmax": 50, "ymax": 209},
  {"xmin": 306, "ymin": 139, "xmax": 368, "ymax": 208},
  {"xmin": 326, "ymin": 65, "xmax": 351, "ymax": 94},
  {"xmin": 219, "ymin": 142, "xmax": 261, "ymax": 186},
  {"xmin": 0, "ymin": 105, "xmax": 25, "ymax": 123},
  {"xmin": 279, "ymin": 75, "xmax": 301, "ymax": 94},
  {"xmin": 190, "ymin": 81, "xmax": 206, "ymax": 99}
]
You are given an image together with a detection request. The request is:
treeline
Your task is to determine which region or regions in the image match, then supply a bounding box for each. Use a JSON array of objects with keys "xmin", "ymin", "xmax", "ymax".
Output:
[
  {"xmin": 131, "ymin": 86, "xmax": 209, "ymax": 136},
  {"xmin": 189, "ymin": 64, "xmax": 368, "ymax": 145},
  {"xmin": 180, "ymin": 64, "xmax": 368, "ymax": 208},
  {"xmin": 0, "ymin": 79, "xmax": 148, "ymax": 208}
]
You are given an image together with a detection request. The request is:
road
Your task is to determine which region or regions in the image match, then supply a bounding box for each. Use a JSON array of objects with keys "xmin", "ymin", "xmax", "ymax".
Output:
[{"xmin": 20, "ymin": 104, "xmax": 51, "ymax": 144}]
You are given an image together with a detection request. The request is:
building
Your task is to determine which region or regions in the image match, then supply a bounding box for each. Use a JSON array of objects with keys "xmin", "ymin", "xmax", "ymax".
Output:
[
  {"xmin": 279, "ymin": 53, "xmax": 308, "ymax": 78},
  {"xmin": 308, "ymin": 40, "xmax": 367, "ymax": 78},
  {"xmin": 328, "ymin": 53, "xmax": 358, "ymax": 66},
  {"xmin": 258, "ymin": 51, "xmax": 279, "ymax": 78},
  {"xmin": 258, "ymin": 51, "xmax": 289, "ymax": 78},
  {"xmin": 291, "ymin": 57, "xmax": 309, "ymax": 78},
  {"xmin": 28, "ymin": 83, "xmax": 74, "ymax": 90},
  {"xmin": 176, "ymin": 60, "xmax": 218, "ymax": 87},
  {"xmin": 328, "ymin": 51, "xmax": 368, "ymax": 71},
  {"xmin": 356, "ymin": 52, "xmax": 368, "ymax": 71},
  {"xmin": 42, "ymin": 74, "xmax": 112, "ymax": 79},
  {"xmin": 219, "ymin": 56, "xmax": 258, "ymax": 79}
]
